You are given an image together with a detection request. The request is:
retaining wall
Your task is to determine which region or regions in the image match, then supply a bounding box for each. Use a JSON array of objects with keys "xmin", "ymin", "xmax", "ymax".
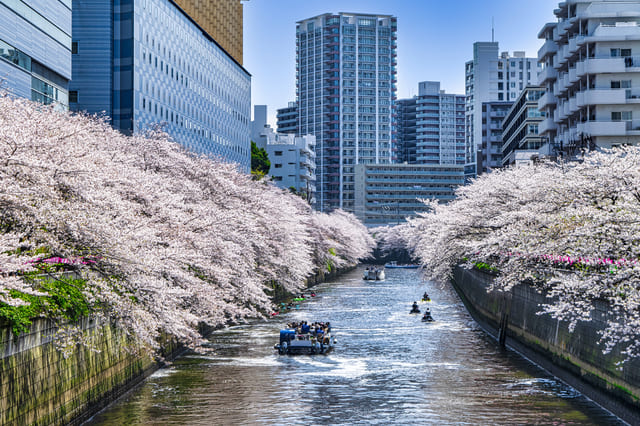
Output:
[
  {"xmin": 452, "ymin": 266, "xmax": 640, "ymax": 424},
  {"xmin": 0, "ymin": 317, "xmax": 167, "ymax": 425}
]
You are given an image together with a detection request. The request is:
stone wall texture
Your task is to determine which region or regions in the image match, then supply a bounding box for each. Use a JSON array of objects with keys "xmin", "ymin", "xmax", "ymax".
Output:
[
  {"xmin": 0, "ymin": 317, "xmax": 160, "ymax": 425},
  {"xmin": 452, "ymin": 266, "xmax": 640, "ymax": 424}
]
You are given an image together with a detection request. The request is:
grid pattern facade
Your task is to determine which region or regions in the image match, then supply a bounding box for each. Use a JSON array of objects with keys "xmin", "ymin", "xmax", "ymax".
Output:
[
  {"xmin": 276, "ymin": 101, "xmax": 298, "ymax": 134},
  {"xmin": 479, "ymin": 101, "xmax": 512, "ymax": 173},
  {"xmin": 501, "ymin": 86, "xmax": 545, "ymax": 166},
  {"xmin": 173, "ymin": 0, "xmax": 243, "ymax": 65},
  {"xmin": 465, "ymin": 43, "xmax": 540, "ymax": 176},
  {"xmin": 538, "ymin": 0, "xmax": 640, "ymax": 154},
  {"xmin": 354, "ymin": 163, "xmax": 464, "ymax": 226},
  {"xmin": 296, "ymin": 13, "xmax": 397, "ymax": 212},
  {"xmin": 0, "ymin": 0, "xmax": 71, "ymax": 107},
  {"xmin": 397, "ymin": 82, "xmax": 465, "ymax": 165},
  {"xmin": 71, "ymin": 0, "xmax": 251, "ymax": 172}
]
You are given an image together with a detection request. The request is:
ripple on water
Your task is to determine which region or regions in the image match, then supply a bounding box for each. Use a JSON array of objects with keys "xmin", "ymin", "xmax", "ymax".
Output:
[{"xmin": 87, "ymin": 267, "xmax": 625, "ymax": 426}]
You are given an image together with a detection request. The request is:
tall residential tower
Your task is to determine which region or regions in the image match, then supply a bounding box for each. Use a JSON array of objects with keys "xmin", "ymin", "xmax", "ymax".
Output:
[
  {"xmin": 296, "ymin": 13, "xmax": 397, "ymax": 212},
  {"xmin": 397, "ymin": 81, "xmax": 465, "ymax": 165}
]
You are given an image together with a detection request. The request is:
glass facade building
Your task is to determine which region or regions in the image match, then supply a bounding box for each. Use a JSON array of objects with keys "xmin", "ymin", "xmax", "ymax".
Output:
[
  {"xmin": 501, "ymin": 86, "xmax": 545, "ymax": 166},
  {"xmin": 0, "ymin": 0, "xmax": 71, "ymax": 108},
  {"xmin": 296, "ymin": 13, "xmax": 397, "ymax": 212},
  {"xmin": 70, "ymin": 0, "xmax": 251, "ymax": 171}
]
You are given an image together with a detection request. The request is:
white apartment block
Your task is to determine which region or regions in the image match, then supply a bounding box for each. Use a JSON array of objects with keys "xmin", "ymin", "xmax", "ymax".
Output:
[
  {"xmin": 261, "ymin": 127, "xmax": 317, "ymax": 207},
  {"xmin": 296, "ymin": 13, "xmax": 397, "ymax": 212},
  {"xmin": 538, "ymin": 0, "xmax": 640, "ymax": 153},
  {"xmin": 465, "ymin": 42, "xmax": 540, "ymax": 176}
]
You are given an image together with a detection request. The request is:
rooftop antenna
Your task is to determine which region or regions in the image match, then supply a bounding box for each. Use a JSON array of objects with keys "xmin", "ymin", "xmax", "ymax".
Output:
[{"xmin": 491, "ymin": 16, "xmax": 495, "ymax": 42}]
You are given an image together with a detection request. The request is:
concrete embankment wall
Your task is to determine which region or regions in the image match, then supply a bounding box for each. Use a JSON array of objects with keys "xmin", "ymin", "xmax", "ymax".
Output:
[
  {"xmin": 1, "ymin": 266, "xmax": 355, "ymax": 425},
  {"xmin": 452, "ymin": 267, "xmax": 640, "ymax": 424},
  {"xmin": 0, "ymin": 317, "xmax": 171, "ymax": 426}
]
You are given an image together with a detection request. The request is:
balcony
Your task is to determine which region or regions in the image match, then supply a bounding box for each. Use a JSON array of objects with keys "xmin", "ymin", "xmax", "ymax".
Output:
[
  {"xmin": 576, "ymin": 57, "xmax": 627, "ymax": 78},
  {"xmin": 578, "ymin": 89, "xmax": 628, "ymax": 106},
  {"xmin": 569, "ymin": 96, "xmax": 579, "ymax": 115},
  {"xmin": 538, "ymin": 66, "xmax": 557, "ymax": 85},
  {"xmin": 538, "ymin": 91, "xmax": 557, "ymax": 109},
  {"xmin": 539, "ymin": 117, "xmax": 557, "ymax": 135},
  {"xmin": 577, "ymin": 120, "xmax": 637, "ymax": 136},
  {"xmin": 538, "ymin": 39, "xmax": 558, "ymax": 62}
]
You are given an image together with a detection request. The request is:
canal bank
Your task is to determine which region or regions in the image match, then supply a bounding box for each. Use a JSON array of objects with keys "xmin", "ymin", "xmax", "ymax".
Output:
[
  {"xmin": 452, "ymin": 266, "xmax": 640, "ymax": 425},
  {"xmin": 0, "ymin": 266, "xmax": 354, "ymax": 425}
]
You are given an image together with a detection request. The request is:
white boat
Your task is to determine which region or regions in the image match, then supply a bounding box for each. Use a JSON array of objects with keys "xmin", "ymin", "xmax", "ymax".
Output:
[
  {"xmin": 385, "ymin": 261, "xmax": 419, "ymax": 269},
  {"xmin": 363, "ymin": 268, "xmax": 385, "ymax": 280}
]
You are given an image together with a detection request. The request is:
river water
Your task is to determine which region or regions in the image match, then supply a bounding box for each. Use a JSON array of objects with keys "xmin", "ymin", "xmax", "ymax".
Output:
[{"xmin": 87, "ymin": 267, "xmax": 623, "ymax": 425}]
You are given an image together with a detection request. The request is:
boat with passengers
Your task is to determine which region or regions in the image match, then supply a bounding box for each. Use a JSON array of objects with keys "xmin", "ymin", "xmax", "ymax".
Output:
[
  {"xmin": 274, "ymin": 321, "xmax": 335, "ymax": 355},
  {"xmin": 363, "ymin": 267, "xmax": 385, "ymax": 280}
]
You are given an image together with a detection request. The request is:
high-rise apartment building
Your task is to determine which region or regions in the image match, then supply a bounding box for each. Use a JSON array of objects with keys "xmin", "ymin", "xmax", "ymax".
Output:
[
  {"xmin": 70, "ymin": 0, "xmax": 251, "ymax": 171},
  {"xmin": 296, "ymin": 13, "xmax": 397, "ymax": 212},
  {"xmin": 173, "ymin": 0, "xmax": 244, "ymax": 64},
  {"xmin": 538, "ymin": 0, "xmax": 640, "ymax": 154},
  {"xmin": 277, "ymin": 101, "xmax": 298, "ymax": 134},
  {"xmin": 397, "ymin": 81, "xmax": 465, "ymax": 165},
  {"xmin": 465, "ymin": 43, "xmax": 540, "ymax": 176},
  {"xmin": 0, "ymin": 0, "xmax": 71, "ymax": 108},
  {"xmin": 479, "ymin": 101, "xmax": 513, "ymax": 173}
]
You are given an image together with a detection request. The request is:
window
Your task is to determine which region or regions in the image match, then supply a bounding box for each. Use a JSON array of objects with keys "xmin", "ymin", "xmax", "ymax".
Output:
[
  {"xmin": 611, "ymin": 80, "xmax": 631, "ymax": 89},
  {"xmin": 611, "ymin": 48, "xmax": 632, "ymax": 57},
  {"xmin": 71, "ymin": 42, "xmax": 78, "ymax": 54},
  {"xmin": 274, "ymin": 151, "xmax": 283, "ymax": 156},
  {"xmin": 274, "ymin": 163, "xmax": 283, "ymax": 168},
  {"xmin": 69, "ymin": 91, "xmax": 78, "ymax": 103},
  {"xmin": 611, "ymin": 111, "xmax": 632, "ymax": 121}
]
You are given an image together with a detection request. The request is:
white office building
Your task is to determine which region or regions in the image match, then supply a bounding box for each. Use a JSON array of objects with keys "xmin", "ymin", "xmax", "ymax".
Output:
[
  {"xmin": 465, "ymin": 43, "xmax": 540, "ymax": 176},
  {"xmin": 538, "ymin": 0, "xmax": 640, "ymax": 153}
]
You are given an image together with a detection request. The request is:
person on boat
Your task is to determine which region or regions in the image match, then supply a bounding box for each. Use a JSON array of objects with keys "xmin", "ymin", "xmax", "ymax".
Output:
[
  {"xmin": 301, "ymin": 321, "xmax": 310, "ymax": 334},
  {"xmin": 422, "ymin": 292, "xmax": 430, "ymax": 300},
  {"xmin": 411, "ymin": 301, "xmax": 420, "ymax": 313}
]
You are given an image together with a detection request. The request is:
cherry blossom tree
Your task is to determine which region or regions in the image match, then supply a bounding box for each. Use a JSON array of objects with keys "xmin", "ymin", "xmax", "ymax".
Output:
[
  {"xmin": 0, "ymin": 92, "xmax": 374, "ymax": 353},
  {"xmin": 385, "ymin": 149, "xmax": 640, "ymax": 361}
]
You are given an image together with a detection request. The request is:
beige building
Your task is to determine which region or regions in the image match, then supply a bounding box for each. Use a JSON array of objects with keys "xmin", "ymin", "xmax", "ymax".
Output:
[{"xmin": 174, "ymin": 0, "xmax": 244, "ymax": 64}]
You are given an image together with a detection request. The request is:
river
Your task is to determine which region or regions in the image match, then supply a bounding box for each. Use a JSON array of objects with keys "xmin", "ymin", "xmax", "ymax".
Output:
[{"xmin": 87, "ymin": 267, "xmax": 623, "ymax": 425}]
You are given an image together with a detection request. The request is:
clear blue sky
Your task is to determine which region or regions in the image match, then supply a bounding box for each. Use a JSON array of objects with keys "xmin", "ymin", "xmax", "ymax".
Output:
[{"xmin": 244, "ymin": 0, "xmax": 560, "ymax": 125}]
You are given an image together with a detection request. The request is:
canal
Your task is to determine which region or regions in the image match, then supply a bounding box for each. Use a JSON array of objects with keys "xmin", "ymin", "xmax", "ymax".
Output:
[{"xmin": 87, "ymin": 267, "xmax": 623, "ymax": 425}]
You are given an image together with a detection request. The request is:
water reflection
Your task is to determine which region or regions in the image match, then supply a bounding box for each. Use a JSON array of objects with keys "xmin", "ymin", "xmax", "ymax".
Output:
[{"xmin": 87, "ymin": 267, "xmax": 623, "ymax": 425}]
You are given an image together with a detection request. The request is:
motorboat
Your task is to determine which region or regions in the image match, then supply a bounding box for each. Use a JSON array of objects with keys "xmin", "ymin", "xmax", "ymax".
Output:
[
  {"xmin": 385, "ymin": 261, "xmax": 419, "ymax": 269},
  {"xmin": 363, "ymin": 268, "xmax": 385, "ymax": 280},
  {"xmin": 274, "ymin": 323, "xmax": 335, "ymax": 355}
]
